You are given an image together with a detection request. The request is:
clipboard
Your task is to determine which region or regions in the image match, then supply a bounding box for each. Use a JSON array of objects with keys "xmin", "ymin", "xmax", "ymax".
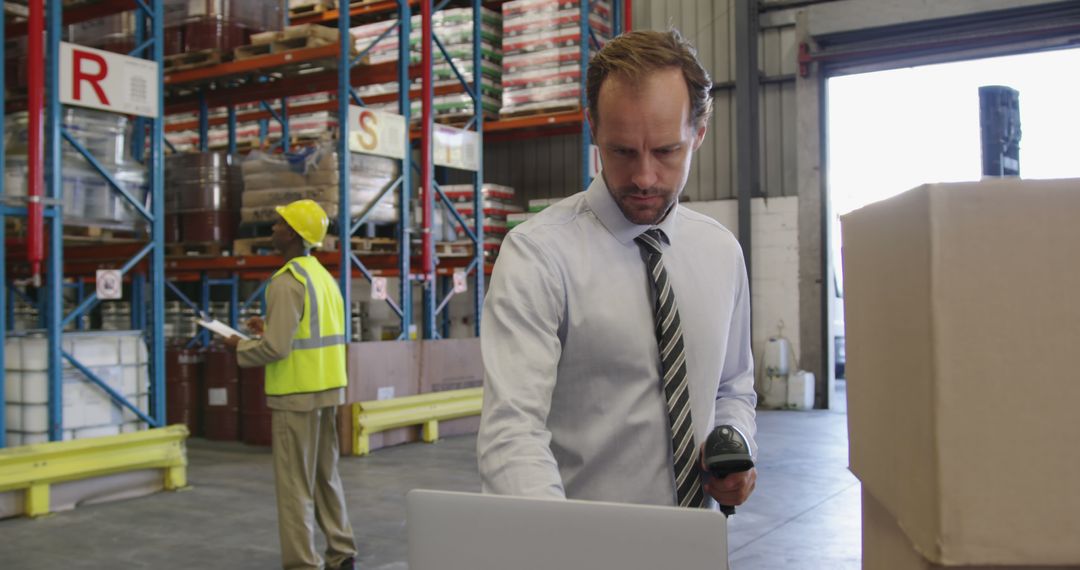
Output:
[{"xmin": 195, "ymin": 314, "xmax": 250, "ymax": 340}]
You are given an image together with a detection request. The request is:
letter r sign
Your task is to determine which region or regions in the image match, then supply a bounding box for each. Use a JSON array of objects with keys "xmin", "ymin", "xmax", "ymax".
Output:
[
  {"xmin": 59, "ymin": 42, "xmax": 159, "ymax": 118},
  {"xmin": 72, "ymin": 50, "xmax": 111, "ymax": 105}
]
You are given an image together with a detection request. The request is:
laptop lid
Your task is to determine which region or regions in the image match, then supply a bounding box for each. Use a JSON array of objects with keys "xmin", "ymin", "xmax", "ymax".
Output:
[{"xmin": 407, "ymin": 490, "xmax": 729, "ymax": 570}]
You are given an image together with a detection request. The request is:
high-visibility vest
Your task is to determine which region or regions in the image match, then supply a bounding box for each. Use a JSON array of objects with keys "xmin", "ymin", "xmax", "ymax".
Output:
[{"xmin": 265, "ymin": 256, "xmax": 348, "ymax": 396}]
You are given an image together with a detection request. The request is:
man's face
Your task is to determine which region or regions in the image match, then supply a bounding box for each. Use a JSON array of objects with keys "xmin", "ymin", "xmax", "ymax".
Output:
[
  {"xmin": 589, "ymin": 67, "xmax": 707, "ymax": 226},
  {"xmin": 271, "ymin": 216, "xmax": 295, "ymax": 253}
]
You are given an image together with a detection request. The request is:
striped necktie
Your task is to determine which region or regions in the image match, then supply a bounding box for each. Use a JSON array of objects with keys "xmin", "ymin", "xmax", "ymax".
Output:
[{"xmin": 635, "ymin": 229, "xmax": 705, "ymax": 508}]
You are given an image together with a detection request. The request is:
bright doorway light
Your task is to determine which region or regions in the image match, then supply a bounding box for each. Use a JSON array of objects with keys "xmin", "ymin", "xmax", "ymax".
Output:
[{"xmin": 827, "ymin": 47, "xmax": 1080, "ymax": 290}]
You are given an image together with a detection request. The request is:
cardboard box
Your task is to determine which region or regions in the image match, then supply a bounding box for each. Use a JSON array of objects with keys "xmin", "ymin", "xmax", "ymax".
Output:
[
  {"xmin": 340, "ymin": 341, "xmax": 421, "ymax": 455},
  {"xmin": 862, "ymin": 489, "xmax": 1067, "ymax": 570},
  {"xmin": 419, "ymin": 338, "xmax": 483, "ymax": 437},
  {"xmin": 842, "ymin": 179, "xmax": 1080, "ymax": 566}
]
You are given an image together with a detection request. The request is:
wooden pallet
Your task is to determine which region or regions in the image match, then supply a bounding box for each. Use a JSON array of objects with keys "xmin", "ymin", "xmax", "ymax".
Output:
[
  {"xmin": 280, "ymin": 23, "xmax": 341, "ymax": 43},
  {"xmin": 351, "ymin": 237, "xmax": 397, "ymax": 254},
  {"xmin": 435, "ymin": 241, "xmax": 473, "ymax": 258},
  {"xmin": 163, "ymin": 49, "xmax": 222, "ymax": 72},
  {"xmin": 249, "ymin": 30, "xmax": 281, "ymax": 46},
  {"xmin": 233, "ymin": 234, "xmax": 340, "ymax": 257},
  {"xmin": 287, "ymin": 1, "xmax": 331, "ymax": 20},
  {"xmin": 165, "ymin": 241, "xmax": 228, "ymax": 257},
  {"xmin": 232, "ymin": 237, "xmax": 275, "ymax": 257},
  {"xmin": 233, "ymin": 42, "xmax": 273, "ymax": 60},
  {"xmin": 63, "ymin": 225, "xmax": 140, "ymax": 241},
  {"xmin": 271, "ymin": 34, "xmax": 337, "ymax": 54}
]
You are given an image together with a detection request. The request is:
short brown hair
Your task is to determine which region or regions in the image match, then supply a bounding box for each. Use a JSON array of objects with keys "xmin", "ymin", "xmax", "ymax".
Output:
[{"xmin": 586, "ymin": 29, "xmax": 713, "ymax": 128}]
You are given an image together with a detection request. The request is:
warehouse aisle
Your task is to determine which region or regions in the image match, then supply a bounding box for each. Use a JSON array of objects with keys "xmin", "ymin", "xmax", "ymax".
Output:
[{"xmin": 0, "ymin": 409, "xmax": 859, "ymax": 569}]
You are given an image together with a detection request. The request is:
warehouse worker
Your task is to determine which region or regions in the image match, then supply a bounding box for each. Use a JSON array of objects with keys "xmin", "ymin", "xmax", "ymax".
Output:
[
  {"xmin": 224, "ymin": 199, "xmax": 357, "ymax": 570},
  {"xmin": 477, "ymin": 29, "xmax": 758, "ymax": 510}
]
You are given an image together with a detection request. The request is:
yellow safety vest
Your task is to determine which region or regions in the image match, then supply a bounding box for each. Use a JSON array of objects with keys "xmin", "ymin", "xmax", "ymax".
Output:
[{"xmin": 265, "ymin": 255, "xmax": 348, "ymax": 396}]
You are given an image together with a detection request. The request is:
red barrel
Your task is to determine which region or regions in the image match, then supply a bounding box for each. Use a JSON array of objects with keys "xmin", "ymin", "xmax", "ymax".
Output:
[
  {"xmin": 203, "ymin": 345, "xmax": 240, "ymax": 441},
  {"xmin": 179, "ymin": 210, "xmax": 239, "ymax": 244},
  {"xmin": 240, "ymin": 366, "xmax": 272, "ymax": 446},
  {"xmin": 164, "ymin": 213, "xmax": 182, "ymax": 243},
  {"xmin": 166, "ymin": 345, "xmax": 203, "ymax": 436}
]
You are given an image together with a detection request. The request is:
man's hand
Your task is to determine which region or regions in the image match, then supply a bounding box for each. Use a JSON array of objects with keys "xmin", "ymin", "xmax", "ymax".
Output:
[
  {"xmin": 703, "ymin": 467, "xmax": 756, "ymax": 507},
  {"xmin": 245, "ymin": 316, "xmax": 265, "ymax": 336},
  {"xmin": 223, "ymin": 335, "xmax": 243, "ymax": 350}
]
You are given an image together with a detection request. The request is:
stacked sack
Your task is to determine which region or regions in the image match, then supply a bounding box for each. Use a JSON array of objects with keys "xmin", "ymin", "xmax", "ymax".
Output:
[
  {"xmin": 501, "ymin": 0, "xmax": 611, "ymax": 117},
  {"xmin": 240, "ymin": 141, "xmax": 400, "ymax": 232},
  {"xmin": 441, "ymin": 183, "xmax": 522, "ymax": 260},
  {"xmin": 351, "ymin": 7, "xmax": 503, "ymax": 122}
]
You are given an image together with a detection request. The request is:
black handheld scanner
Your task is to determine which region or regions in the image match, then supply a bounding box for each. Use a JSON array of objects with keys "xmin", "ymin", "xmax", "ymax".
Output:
[{"xmin": 701, "ymin": 425, "xmax": 754, "ymax": 516}]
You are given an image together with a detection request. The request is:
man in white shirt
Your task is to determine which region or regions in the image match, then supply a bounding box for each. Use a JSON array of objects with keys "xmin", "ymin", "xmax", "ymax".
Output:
[{"xmin": 477, "ymin": 29, "xmax": 758, "ymax": 509}]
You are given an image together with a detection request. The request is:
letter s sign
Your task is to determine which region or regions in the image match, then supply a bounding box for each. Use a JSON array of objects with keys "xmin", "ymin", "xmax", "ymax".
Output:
[{"xmin": 357, "ymin": 110, "xmax": 379, "ymax": 151}]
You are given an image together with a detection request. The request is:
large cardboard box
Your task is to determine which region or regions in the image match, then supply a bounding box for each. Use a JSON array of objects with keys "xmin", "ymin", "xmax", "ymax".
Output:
[
  {"xmin": 861, "ymin": 489, "xmax": 1065, "ymax": 570},
  {"xmin": 339, "ymin": 341, "xmax": 420, "ymax": 455},
  {"xmin": 842, "ymin": 179, "xmax": 1080, "ymax": 566},
  {"xmin": 419, "ymin": 338, "xmax": 484, "ymax": 437}
]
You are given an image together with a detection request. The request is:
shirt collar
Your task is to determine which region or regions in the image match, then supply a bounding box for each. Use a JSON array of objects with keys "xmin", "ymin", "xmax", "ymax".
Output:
[{"xmin": 584, "ymin": 175, "xmax": 680, "ymax": 246}]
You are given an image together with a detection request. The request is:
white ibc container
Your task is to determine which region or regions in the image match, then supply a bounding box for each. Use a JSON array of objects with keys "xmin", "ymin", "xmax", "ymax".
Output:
[
  {"xmin": 22, "ymin": 404, "xmax": 48, "ymax": 433},
  {"xmin": 75, "ymin": 424, "xmax": 121, "ymax": 439},
  {"xmin": 4, "ymin": 336, "xmax": 22, "ymax": 370},
  {"xmin": 120, "ymin": 422, "xmax": 146, "ymax": 434},
  {"xmin": 4, "ymin": 371, "xmax": 21, "ymax": 403},
  {"xmin": 19, "ymin": 336, "xmax": 48, "ymax": 372},
  {"xmin": 119, "ymin": 335, "xmax": 148, "ymax": 365},
  {"xmin": 5, "ymin": 404, "xmax": 20, "ymax": 431},
  {"xmin": 20, "ymin": 372, "xmax": 48, "ymax": 404},
  {"xmin": 6, "ymin": 432, "xmax": 23, "ymax": 447},
  {"xmin": 121, "ymin": 396, "xmax": 150, "ymax": 423},
  {"xmin": 22, "ymin": 433, "xmax": 49, "ymax": 445},
  {"xmin": 64, "ymin": 404, "xmax": 87, "ymax": 430},
  {"xmin": 66, "ymin": 333, "xmax": 122, "ymax": 367},
  {"xmin": 82, "ymin": 399, "xmax": 114, "ymax": 428}
]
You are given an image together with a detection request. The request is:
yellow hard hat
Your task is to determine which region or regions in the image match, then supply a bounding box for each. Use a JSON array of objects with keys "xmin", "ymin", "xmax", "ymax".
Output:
[{"xmin": 275, "ymin": 199, "xmax": 329, "ymax": 247}]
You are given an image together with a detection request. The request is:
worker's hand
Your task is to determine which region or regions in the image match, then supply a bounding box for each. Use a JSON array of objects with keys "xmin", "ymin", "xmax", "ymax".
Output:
[
  {"xmin": 245, "ymin": 316, "xmax": 265, "ymax": 336},
  {"xmin": 703, "ymin": 467, "xmax": 756, "ymax": 507},
  {"xmin": 223, "ymin": 335, "xmax": 243, "ymax": 350}
]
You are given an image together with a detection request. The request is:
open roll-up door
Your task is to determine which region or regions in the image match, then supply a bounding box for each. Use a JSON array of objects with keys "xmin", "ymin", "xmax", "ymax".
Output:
[{"xmin": 799, "ymin": 0, "xmax": 1080, "ymax": 77}]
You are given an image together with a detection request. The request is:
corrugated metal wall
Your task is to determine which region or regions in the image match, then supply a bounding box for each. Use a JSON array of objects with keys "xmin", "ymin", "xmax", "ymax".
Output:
[
  {"xmin": 479, "ymin": 134, "xmax": 583, "ymax": 200},
  {"xmin": 478, "ymin": 0, "xmax": 802, "ymax": 203}
]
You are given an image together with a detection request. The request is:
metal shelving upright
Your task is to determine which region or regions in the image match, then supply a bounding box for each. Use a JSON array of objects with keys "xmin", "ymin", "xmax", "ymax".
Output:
[
  {"xmin": 0, "ymin": 0, "xmax": 168, "ymax": 447},
  {"xmin": 155, "ymin": 1, "xmax": 417, "ymax": 344},
  {"xmin": 1, "ymin": 3, "xmax": 7, "ymax": 447},
  {"xmin": 417, "ymin": 0, "xmax": 486, "ymax": 339}
]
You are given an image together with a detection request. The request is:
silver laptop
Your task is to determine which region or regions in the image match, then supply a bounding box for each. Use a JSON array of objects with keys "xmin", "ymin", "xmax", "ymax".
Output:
[{"xmin": 407, "ymin": 489, "xmax": 729, "ymax": 570}]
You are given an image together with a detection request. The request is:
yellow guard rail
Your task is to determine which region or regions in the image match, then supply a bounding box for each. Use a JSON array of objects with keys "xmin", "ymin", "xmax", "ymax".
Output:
[
  {"xmin": 0, "ymin": 425, "xmax": 189, "ymax": 517},
  {"xmin": 351, "ymin": 388, "xmax": 482, "ymax": 456}
]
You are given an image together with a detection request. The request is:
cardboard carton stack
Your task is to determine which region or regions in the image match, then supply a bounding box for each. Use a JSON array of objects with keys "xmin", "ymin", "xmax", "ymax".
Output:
[
  {"xmin": 841, "ymin": 178, "xmax": 1080, "ymax": 569},
  {"xmin": 500, "ymin": 0, "xmax": 611, "ymax": 117}
]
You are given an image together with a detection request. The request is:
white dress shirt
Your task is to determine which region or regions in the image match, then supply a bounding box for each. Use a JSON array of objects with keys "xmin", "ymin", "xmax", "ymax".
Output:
[{"xmin": 477, "ymin": 176, "xmax": 757, "ymax": 506}]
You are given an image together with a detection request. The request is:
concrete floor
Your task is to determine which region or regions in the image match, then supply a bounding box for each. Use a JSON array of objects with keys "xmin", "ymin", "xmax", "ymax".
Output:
[{"xmin": 0, "ymin": 392, "xmax": 859, "ymax": 569}]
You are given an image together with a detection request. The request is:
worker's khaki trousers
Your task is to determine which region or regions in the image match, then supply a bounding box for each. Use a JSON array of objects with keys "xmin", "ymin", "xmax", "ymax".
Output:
[{"xmin": 272, "ymin": 407, "xmax": 357, "ymax": 570}]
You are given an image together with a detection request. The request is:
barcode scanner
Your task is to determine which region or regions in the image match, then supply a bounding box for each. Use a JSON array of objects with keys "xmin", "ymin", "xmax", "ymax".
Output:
[{"xmin": 701, "ymin": 424, "xmax": 754, "ymax": 516}]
